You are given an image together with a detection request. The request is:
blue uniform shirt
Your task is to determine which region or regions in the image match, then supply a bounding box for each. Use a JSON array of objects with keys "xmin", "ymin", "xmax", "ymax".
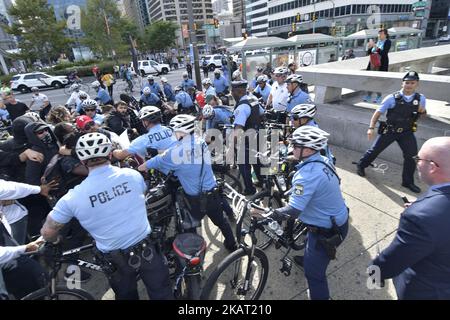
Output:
[
  {"xmin": 286, "ymin": 89, "xmax": 312, "ymax": 113},
  {"xmin": 213, "ymin": 76, "xmax": 229, "ymax": 94},
  {"xmin": 140, "ymin": 93, "xmax": 161, "ymax": 106},
  {"xmin": 96, "ymin": 88, "xmax": 111, "ymax": 105},
  {"xmin": 127, "ymin": 124, "xmax": 177, "ymax": 157},
  {"xmin": 254, "ymin": 84, "xmax": 272, "ymax": 104},
  {"xmin": 93, "ymin": 113, "xmax": 104, "ymax": 125},
  {"xmin": 0, "ymin": 108, "xmax": 9, "ymax": 121},
  {"xmin": 163, "ymin": 83, "xmax": 175, "ymax": 102},
  {"xmin": 233, "ymin": 95, "xmax": 264, "ymax": 127},
  {"xmin": 145, "ymin": 135, "xmax": 217, "ymax": 196},
  {"xmin": 288, "ymin": 152, "xmax": 348, "ymax": 229},
  {"xmin": 205, "ymin": 86, "xmax": 216, "ymax": 97},
  {"xmin": 206, "ymin": 106, "xmax": 233, "ymax": 130},
  {"xmin": 175, "ymin": 91, "xmax": 194, "ymax": 109},
  {"xmin": 378, "ymin": 90, "xmax": 426, "ymax": 114},
  {"xmin": 50, "ymin": 165, "xmax": 150, "ymax": 252},
  {"xmin": 142, "ymin": 82, "xmax": 162, "ymax": 96},
  {"xmin": 181, "ymin": 79, "xmax": 195, "ymax": 91}
]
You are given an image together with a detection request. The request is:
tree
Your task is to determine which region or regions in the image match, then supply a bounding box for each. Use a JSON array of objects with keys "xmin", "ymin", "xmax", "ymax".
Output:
[
  {"xmin": 81, "ymin": 0, "xmax": 138, "ymax": 60},
  {"xmin": 142, "ymin": 21, "xmax": 178, "ymax": 52},
  {"xmin": 5, "ymin": 0, "xmax": 72, "ymax": 65}
]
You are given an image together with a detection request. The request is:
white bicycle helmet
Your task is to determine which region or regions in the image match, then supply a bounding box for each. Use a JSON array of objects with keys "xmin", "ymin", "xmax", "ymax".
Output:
[
  {"xmin": 81, "ymin": 99, "xmax": 98, "ymax": 110},
  {"xmin": 202, "ymin": 78, "xmax": 212, "ymax": 85},
  {"xmin": 290, "ymin": 104, "xmax": 317, "ymax": 119},
  {"xmin": 232, "ymin": 70, "xmax": 241, "ymax": 80},
  {"xmin": 170, "ymin": 114, "xmax": 196, "ymax": 134},
  {"xmin": 213, "ymin": 69, "xmax": 221, "ymax": 75},
  {"xmin": 256, "ymin": 75, "xmax": 268, "ymax": 83},
  {"xmin": 202, "ymin": 104, "xmax": 215, "ymax": 119},
  {"xmin": 273, "ymin": 66, "xmax": 288, "ymax": 75},
  {"xmin": 91, "ymin": 80, "xmax": 101, "ymax": 88},
  {"xmin": 139, "ymin": 105, "xmax": 161, "ymax": 121},
  {"xmin": 71, "ymin": 83, "xmax": 80, "ymax": 90},
  {"xmin": 79, "ymin": 92, "xmax": 88, "ymax": 99},
  {"xmin": 161, "ymin": 77, "xmax": 168, "ymax": 83},
  {"xmin": 147, "ymin": 75, "xmax": 154, "ymax": 80},
  {"xmin": 289, "ymin": 126, "xmax": 329, "ymax": 151},
  {"xmin": 143, "ymin": 87, "xmax": 151, "ymax": 95},
  {"xmin": 76, "ymin": 133, "xmax": 113, "ymax": 161},
  {"xmin": 182, "ymin": 71, "xmax": 189, "ymax": 77},
  {"xmin": 286, "ymin": 74, "xmax": 303, "ymax": 84},
  {"xmin": 174, "ymin": 86, "xmax": 182, "ymax": 92}
]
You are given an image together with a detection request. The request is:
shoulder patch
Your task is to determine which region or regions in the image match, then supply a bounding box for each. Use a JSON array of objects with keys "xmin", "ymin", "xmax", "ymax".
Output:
[{"xmin": 294, "ymin": 184, "xmax": 304, "ymax": 195}]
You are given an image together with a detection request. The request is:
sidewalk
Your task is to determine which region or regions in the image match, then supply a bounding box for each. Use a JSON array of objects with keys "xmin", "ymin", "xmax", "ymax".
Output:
[{"xmin": 80, "ymin": 144, "xmax": 421, "ymax": 300}]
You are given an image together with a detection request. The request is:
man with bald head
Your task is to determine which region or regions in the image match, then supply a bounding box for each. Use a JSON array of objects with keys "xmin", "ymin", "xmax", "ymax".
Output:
[{"xmin": 370, "ymin": 137, "xmax": 450, "ymax": 299}]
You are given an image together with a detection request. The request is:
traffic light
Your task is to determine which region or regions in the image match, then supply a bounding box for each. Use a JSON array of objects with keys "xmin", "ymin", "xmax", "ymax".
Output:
[
  {"xmin": 312, "ymin": 14, "xmax": 316, "ymax": 21},
  {"xmin": 296, "ymin": 13, "xmax": 301, "ymax": 22},
  {"xmin": 214, "ymin": 18, "xmax": 219, "ymax": 29},
  {"xmin": 292, "ymin": 23, "xmax": 296, "ymax": 32},
  {"xmin": 193, "ymin": 22, "xmax": 197, "ymax": 31}
]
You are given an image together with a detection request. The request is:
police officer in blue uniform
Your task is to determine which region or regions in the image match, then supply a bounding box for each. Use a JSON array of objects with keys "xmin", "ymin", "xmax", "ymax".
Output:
[
  {"xmin": 161, "ymin": 77, "xmax": 175, "ymax": 102},
  {"xmin": 230, "ymin": 80, "xmax": 264, "ymax": 195},
  {"xmin": 213, "ymin": 69, "xmax": 229, "ymax": 95},
  {"xmin": 253, "ymin": 75, "xmax": 272, "ymax": 105},
  {"xmin": 202, "ymin": 78, "xmax": 216, "ymax": 97},
  {"xmin": 202, "ymin": 104, "xmax": 233, "ymax": 131},
  {"xmin": 251, "ymin": 126, "xmax": 349, "ymax": 300},
  {"xmin": 41, "ymin": 133, "xmax": 173, "ymax": 300},
  {"xmin": 180, "ymin": 72, "xmax": 195, "ymax": 91},
  {"xmin": 174, "ymin": 87, "xmax": 195, "ymax": 115},
  {"xmin": 91, "ymin": 81, "xmax": 113, "ymax": 105},
  {"xmin": 138, "ymin": 115, "xmax": 237, "ymax": 251},
  {"xmin": 286, "ymin": 74, "xmax": 312, "ymax": 113},
  {"xmin": 356, "ymin": 71, "xmax": 426, "ymax": 193},
  {"xmin": 113, "ymin": 106, "xmax": 177, "ymax": 160},
  {"xmin": 140, "ymin": 87, "xmax": 162, "ymax": 109},
  {"xmin": 370, "ymin": 137, "xmax": 450, "ymax": 299},
  {"xmin": 142, "ymin": 75, "xmax": 163, "ymax": 98}
]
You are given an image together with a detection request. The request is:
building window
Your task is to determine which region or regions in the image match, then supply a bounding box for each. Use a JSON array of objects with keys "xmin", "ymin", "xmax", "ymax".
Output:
[{"xmin": 346, "ymin": 5, "xmax": 350, "ymax": 15}]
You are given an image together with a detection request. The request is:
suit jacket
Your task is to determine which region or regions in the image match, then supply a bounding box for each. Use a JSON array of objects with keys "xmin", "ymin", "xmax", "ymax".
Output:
[{"xmin": 372, "ymin": 184, "xmax": 450, "ymax": 299}]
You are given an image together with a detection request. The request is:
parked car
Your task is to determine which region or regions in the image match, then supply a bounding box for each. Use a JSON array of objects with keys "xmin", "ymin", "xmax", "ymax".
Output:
[
  {"xmin": 202, "ymin": 54, "xmax": 224, "ymax": 71},
  {"xmin": 438, "ymin": 34, "xmax": 450, "ymax": 42},
  {"xmin": 131, "ymin": 60, "xmax": 170, "ymax": 76},
  {"xmin": 10, "ymin": 72, "xmax": 69, "ymax": 94}
]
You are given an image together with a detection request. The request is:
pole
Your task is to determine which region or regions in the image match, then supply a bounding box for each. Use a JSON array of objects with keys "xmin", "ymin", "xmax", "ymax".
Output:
[{"xmin": 187, "ymin": 0, "xmax": 202, "ymax": 90}]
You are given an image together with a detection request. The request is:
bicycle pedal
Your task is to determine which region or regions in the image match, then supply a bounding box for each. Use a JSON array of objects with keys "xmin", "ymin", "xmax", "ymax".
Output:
[{"xmin": 279, "ymin": 257, "xmax": 292, "ymax": 276}]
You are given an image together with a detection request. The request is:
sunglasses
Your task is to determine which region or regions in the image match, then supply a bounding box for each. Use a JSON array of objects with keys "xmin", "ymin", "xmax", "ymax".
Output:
[
  {"xmin": 85, "ymin": 108, "xmax": 96, "ymax": 112},
  {"xmin": 412, "ymin": 155, "xmax": 439, "ymax": 167},
  {"xmin": 84, "ymin": 122, "xmax": 95, "ymax": 130}
]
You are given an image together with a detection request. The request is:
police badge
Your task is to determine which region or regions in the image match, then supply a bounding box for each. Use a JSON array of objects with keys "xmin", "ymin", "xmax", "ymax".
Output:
[{"xmin": 294, "ymin": 184, "xmax": 304, "ymax": 195}]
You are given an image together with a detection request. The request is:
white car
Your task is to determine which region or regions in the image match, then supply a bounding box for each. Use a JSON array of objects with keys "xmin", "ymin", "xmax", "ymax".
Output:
[
  {"xmin": 438, "ymin": 34, "xmax": 450, "ymax": 42},
  {"xmin": 202, "ymin": 54, "xmax": 224, "ymax": 71},
  {"xmin": 10, "ymin": 72, "xmax": 69, "ymax": 94},
  {"xmin": 131, "ymin": 60, "xmax": 170, "ymax": 76}
]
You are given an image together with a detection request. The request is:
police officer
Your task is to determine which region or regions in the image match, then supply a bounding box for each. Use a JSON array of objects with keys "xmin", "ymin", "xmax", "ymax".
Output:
[
  {"xmin": 356, "ymin": 71, "xmax": 426, "ymax": 193},
  {"xmin": 251, "ymin": 126, "xmax": 349, "ymax": 300},
  {"xmin": 213, "ymin": 69, "xmax": 229, "ymax": 95},
  {"xmin": 253, "ymin": 75, "xmax": 272, "ymax": 106},
  {"xmin": 137, "ymin": 115, "xmax": 237, "ymax": 252},
  {"xmin": 180, "ymin": 71, "xmax": 195, "ymax": 91},
  {"xmin": 81, "ymin": 99, "xmax": 104, "ymax": 125},
  {"xmin": 174, "ymin": 87, "xmax": 195, "ymax": 115},
  {"xmin": 202, "ymin": 104, "xmax": 233, "ymax": 131},
  {"xmin": 230, "ymin": 80, "xmax": 264, "ymax": 195},
  {"xmin": 161, "ymin": 77, "xmax": 175, "ymax": 102},
  {"xmin": 142, "ymin": 75, "xmax": 163, "ymax": 98},
  {"xmin": 91, "ymin": 81, "xmax": 113, "ymax": 106},
  {"xmin": 41, "ymin": 133, "xmax": 173, "ymax": 300},
  {"xmin": 202, "ymin": 78, "xmax": 216, "ymax": 97},
  {"xmin": 249, "ymin": 66, "xmax": 264, "ymax": 91},
  {"xmin": 140, "ymin": 87, "xmax": 162, "ymax": 109},
  {"xmin": 286, "ymin": 74, "xmax": 312, "ymax": 113},
  {"xmin": 267, "ymin": 66, "xmax": 289, "ymax": 112},
  {"xmin": 113, "ymin": 106, "xmax": 177, "ymax": 160}
]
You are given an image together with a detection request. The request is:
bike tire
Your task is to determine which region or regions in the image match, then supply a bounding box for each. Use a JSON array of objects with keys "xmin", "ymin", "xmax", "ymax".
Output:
[
  {"xmin": 21, "ymin": 285, "xmax": 95, "ymax": 300},
  {"xmin": 236, "ymin": 190, "xmax": 282, "ymax": 250},
  {"xmin": 186, "ymin": 274, "xmax": 202, "ymax": 300},
  {"xmin": 200, "ymin": 247, "xmax": 269, "ymax": 300}
]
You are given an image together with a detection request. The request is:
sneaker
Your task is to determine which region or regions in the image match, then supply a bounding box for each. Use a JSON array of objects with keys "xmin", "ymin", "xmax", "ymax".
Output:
[
  {"xmin": 64, "ymin": 266, "xmax": 92, "ymax": 283},
  {"xmin": 293, "ymin": 255, "xmax": 304, "ymax": 268},
  {"xmin": 363, "ymin": 95, "xmax": 371, "ymax": 102}
]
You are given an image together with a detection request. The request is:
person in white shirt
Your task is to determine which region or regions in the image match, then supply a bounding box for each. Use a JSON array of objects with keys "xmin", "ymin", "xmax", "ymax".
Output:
[
  {"xmin": 0, "ymin": 179, "xmax": 57, "ymax": 299},
  {"xmin": 29, "ymin": 88, "xmax": 49, "ymax": 112},
  {"xmin": 267, "ymin": 66, "xmax": 289, "ymax": 112},
  {"xmin": 65, "ymin": 84, "xmax": 89, "ymax": 112}
]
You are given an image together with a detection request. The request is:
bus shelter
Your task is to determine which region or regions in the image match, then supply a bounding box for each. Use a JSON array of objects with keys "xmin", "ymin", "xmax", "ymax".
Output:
[{"xmin": 287, "ymin": 33, "xmax": 340, "ymax": 66}]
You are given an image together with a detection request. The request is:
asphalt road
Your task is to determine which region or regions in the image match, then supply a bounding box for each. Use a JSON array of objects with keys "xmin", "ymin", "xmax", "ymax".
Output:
[{"xmin": 13, "ymin": 67, "xmax": 210, "ymax": 107}]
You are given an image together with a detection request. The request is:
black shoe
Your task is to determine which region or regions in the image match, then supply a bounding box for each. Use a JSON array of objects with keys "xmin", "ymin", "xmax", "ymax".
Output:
[
  {"xmin": 224, "ymin": 242, "xmax": 238, "ymax": 253},
  {"xmin": 356, "ymin": 164, "xmax": 366, "ymax": 177},
  {"xmin": 402, "ymin": 183, "xmax": 421, "ymax": 194},
  {"xmin": 64, "ymin": 267, "xmax": 92, "ymax": 283},
  {"xmin": 293, "ymin": 255, "xmax": 304, "ymax": 268}
]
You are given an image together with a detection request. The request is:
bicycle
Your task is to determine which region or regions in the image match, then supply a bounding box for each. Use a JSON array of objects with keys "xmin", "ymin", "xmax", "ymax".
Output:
[
  {"xmin": 63, "ymin": 79, "xmax": 91, "ymax": 96},
  {"xmin": 21, "ymin": 240, "xmax": 99, "ymax": 300},
  {"xmin": 200, "ymin": 192, "xmax": 307, "ymax": 300}
]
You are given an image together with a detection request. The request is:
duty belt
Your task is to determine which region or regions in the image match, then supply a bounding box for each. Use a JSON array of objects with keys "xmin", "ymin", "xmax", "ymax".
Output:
[{"xmin": 104, "ymin": 235, "xmax": 155, "ymax": 269}]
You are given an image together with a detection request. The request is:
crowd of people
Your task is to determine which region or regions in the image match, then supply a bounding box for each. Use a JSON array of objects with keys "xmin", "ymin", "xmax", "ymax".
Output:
[{"xmin": 1, "ymin": 28, "xmax": 449, "ymax": 301}]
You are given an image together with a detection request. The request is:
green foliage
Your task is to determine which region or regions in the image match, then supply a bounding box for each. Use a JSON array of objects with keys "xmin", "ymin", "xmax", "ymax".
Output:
[
  {"xmin": 142, "ymin": 21, "xmax": 179, "ymax": 52},
  {"xmin": 5, "ymin": 0, "xmax": 73, "ymax": 64},
  {"xmin": 81, "ymin": 0, "xmax": 139, "ymax": 59}
]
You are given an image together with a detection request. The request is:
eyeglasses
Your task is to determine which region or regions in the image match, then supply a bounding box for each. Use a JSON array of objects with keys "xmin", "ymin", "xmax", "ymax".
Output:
[
  {"xmin": 85, "ymin": 109, "xmax": 96, "ymax": 112},
  {"xmin": 412, "ymin": 155, "xmax": 439, "ymax": 167}
]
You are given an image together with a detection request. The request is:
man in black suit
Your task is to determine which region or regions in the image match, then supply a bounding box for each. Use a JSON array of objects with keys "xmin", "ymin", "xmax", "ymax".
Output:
[{"xmin": 371, "ymin": 136, "xmax": 450, "ymax": 299}]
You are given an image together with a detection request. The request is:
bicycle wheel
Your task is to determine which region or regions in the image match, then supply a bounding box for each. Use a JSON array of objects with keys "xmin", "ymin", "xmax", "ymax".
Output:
[
  {"xmin": 200, "ymin": 247, "xmax": 269, "ymax": 300},
  {"xmin": 22, "ymin": 285, "xmax": 95, "ymax": 300},
  {"xmin": 236, "ymin": 190, "xmax": 282, "ymax": 250}
]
